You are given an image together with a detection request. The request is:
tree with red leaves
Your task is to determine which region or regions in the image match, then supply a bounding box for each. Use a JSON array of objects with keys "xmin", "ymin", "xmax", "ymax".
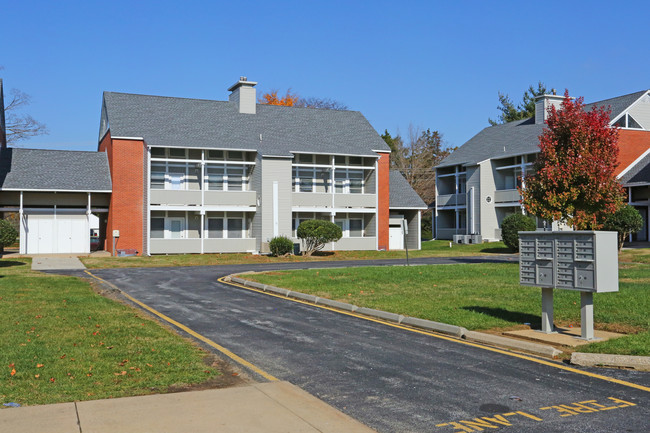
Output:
[{"xmin": 521, "ymin": 91, "xmax": 625, "ymax": 230}]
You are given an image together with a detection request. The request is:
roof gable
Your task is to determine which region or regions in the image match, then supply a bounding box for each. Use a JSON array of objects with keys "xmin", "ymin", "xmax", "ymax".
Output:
[
  {"xmin": 389, "ymin": 170, "xmax": 426, "ymax": 208},
  {"xmin": 101, "ymin": 92, "xmax": 390, "ymax": 157}
]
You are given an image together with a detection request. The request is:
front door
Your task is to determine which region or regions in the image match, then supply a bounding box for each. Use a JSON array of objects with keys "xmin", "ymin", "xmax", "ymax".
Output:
[
  {"xmin": 633, "ymin": 207, "xmax": 648, "ymax": 242},
  {"xmin": 168, "ymin": 218, "xmax": 185, "ymax": 239}
]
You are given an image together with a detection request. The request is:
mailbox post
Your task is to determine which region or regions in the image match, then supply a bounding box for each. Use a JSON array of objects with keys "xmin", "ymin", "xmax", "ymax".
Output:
[{"xmin": 519, "ymin": 231, "xmax": 618, "ymax": 340}]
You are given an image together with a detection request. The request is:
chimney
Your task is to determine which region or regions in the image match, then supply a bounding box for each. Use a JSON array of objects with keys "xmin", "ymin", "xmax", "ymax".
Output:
[
  {"xmin": 534, "ymin": 90, "xmax": 565, "ymax": 124},
  {"xmin": 0, "ymin": 79, "xmax": 6, "ymax": 149},
  {"xmin": 228, "ymin": 76, "xmax": 257, "ymax": 114}
]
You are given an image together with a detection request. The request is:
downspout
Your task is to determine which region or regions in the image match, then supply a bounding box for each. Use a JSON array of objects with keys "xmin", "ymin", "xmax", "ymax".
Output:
[
  {"xmin": 19, "ymin": 191, "xmax": 24, "ymax": 254},
  {"xmin": 469, "ymin": 187, "xmax": 475, "ymax": 235},
  {"xmin": 200, "ymin": 150, "xmax": 205, "ymax": 254}
]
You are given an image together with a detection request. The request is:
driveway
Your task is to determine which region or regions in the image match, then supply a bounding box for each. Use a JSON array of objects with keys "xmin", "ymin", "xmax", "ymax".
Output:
[{"xmin": 82, "ymin": 258, "xmax": 649, "ymax": 433}]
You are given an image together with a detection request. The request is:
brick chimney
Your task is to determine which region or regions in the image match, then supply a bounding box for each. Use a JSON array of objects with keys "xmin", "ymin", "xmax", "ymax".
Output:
[
  {"xmin": 0, "ymin": 79, "xmax": 6, "ymax": 149},
  {"xmin": 228, "ymin": 76, "xmax": 257, "ymax": 114},
  {"xmin": 534, "ymin": 89, "xmax": 564, "ymax": 124}
]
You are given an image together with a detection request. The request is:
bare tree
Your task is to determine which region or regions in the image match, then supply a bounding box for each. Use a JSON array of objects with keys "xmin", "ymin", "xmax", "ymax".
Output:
[
  {"xmin": 295, "ymin": 96, "xmax": 348, "ymax": 110},
  {"xmin": 4, "ymin": 88, "xmax": 48, "ymax": 145}
]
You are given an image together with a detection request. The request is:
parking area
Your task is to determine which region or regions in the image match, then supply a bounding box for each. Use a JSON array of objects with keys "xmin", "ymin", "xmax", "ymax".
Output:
[{"xmin": 85, "ymin": 261, "xmax": 649, "ymax": 433}]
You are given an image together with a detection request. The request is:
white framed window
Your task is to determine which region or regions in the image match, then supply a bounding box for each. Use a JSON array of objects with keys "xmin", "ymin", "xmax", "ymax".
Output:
[
  {"xmin": 206, "ymin": 213, "xmax": 249, "ymax": 239},
  {"xmin": 613, "ymin": 113, "xmax": 643, "ymax": 129},
  {"xmin": 334, "ymin": 168, "xmax": 364, "ymax": 194},
  {"xmin": 335, "ymin": 217, "xmax": 365, "ymax": 238},
  {"xmin": 205, "ymin": 165, "xmax": 248, "ymax": 191},
  {"xmin": 150, "ymin": 162, "xmax": 201, "ymax": 190}
]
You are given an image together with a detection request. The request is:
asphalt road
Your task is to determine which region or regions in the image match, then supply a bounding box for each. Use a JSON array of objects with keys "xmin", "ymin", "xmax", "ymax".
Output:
[{"xmin": 77, "ymin": 257, "xmax": 649, "ymax": 433}]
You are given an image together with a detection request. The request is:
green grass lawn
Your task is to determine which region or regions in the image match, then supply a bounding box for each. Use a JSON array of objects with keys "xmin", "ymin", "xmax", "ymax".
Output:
[
  {"xmin": 241, "ymin": 261, "xmax": 650, "ymax": 356},
  {"xmin": 0, "ymin": 258, "xmax": 221, "ymax": 406},
  {"xmin": 80, "ymin": 240, "xmax": 511, "ymax": 269}
]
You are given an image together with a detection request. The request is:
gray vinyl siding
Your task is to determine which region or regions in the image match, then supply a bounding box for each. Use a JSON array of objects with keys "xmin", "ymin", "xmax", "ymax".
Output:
[
  {"xmin": 335, "ymin": 194, "xmax": 376, "ymax": 208},
  {"xmin": 628, "ymin": 94, "xmax": 650, "ymax": 129},
  {"xmin": 260, "ymin": 157, "xmax": 293, "ymax": 243},
  {"xmin": 250, "ymin": 154, "xmax": 263, "ymax": 251},
  {"xmin": 150, "ymin": 239, "xmax": 201, "ymax": 254},
  {"xmin": 479, "ymin": 159, "xmax": 499, "ymax": 240},
  {"xmin": 365, "ymin": 213, "xmax": 376, "ymax": 237},
  {"xmin": 365, "ymin": 169, "xmax": 376, "ymax": 192},
  {"xmin": 466, "ymin": 165, "xmax": 480, "ymax": 235},
  {"xmin": 405, "ymin": 210, "xmax": 419, "ymax": 248}
]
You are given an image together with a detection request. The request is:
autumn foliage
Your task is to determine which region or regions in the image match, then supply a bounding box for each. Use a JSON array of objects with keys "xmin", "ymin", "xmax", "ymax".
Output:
[
  {"xmin": 258, "ymin": 89, "xmax": 299, "ymax": 106},
  {"xmin": 521, "ymin": 91, "xmax": 625, "ymax": 229}
]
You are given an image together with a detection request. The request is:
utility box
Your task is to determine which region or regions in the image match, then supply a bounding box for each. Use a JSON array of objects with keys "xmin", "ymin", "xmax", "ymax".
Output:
[{"xmin": 519, "ymin": 231, "xmax": 618, "ymax": 293}]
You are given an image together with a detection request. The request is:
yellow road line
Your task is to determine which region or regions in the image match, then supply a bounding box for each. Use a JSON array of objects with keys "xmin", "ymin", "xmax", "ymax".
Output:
[
  {"xmin": 220, "ymin": 277, "xmax": 650, "ymax": 393},
  {"xmin": 84, "ymin": 270, "xmax": 278, "ymax": 382}
]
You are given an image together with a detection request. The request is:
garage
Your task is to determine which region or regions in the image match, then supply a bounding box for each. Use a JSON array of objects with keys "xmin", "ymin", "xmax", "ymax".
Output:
[
  {"xmin": 24, "ymin": 211, "xmax": 89, "ymax": 254},
  {"xmin": 0, "ymin": 148, "xmax": 112, "ymax": 255}
]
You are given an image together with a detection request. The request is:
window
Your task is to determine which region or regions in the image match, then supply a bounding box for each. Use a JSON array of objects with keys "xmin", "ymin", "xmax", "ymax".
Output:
[
  {"xmin": 151, "ymin": 163, "xmax": 166, "ymax": 189},
  {"xmin": 168, "ymin": 218, "xmax": 184, "ymax": 238},
  {"xmin": 169, "ymin": 148, "xmax": 186, "ymax": 158},
  {"xmin": 227, "ymin": 218, "xmax": 243, "ymax": 238},
  {"xmin": 208, "ymin": 150, "xmax": 224, "ymax": 160},
  {"xmin": 228, "ymin": 151, "xmax": 243, "ymax": 160},
  {"xmin": 613, "ymin": 113, "xmax": 643, "ymax": 129},
  {"xmin": 205, "ymin": 165, "xmax": 248, "ymax": 191},
  {"xmin": 207, "ymin": 218, "xmax": 223, "ymax": 238},
  {"xmin": 297, "ymin": 168, "xmax": 314, "ymax": 192},
  {"xmin": 206, "ymin": 213, "xmax": 248, "ymax": 239},
  {"xmin": 349, "ymin": 219, "xmax": 363, "ymax": 237},
  {"xmin": 151, "ymin": 218, "xmax": 164, "ymax": 238},
  {"xmin": 334, "ymin": 168, "xmax": 364, "ymax": 194},
  {"xmin": 151, "ymin": 147, "xmax": 166, "ymax": 157}
]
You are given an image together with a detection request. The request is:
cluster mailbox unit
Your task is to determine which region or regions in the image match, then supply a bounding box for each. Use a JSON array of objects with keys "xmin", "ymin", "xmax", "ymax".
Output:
[{"xmin": 519, "ymin": 231, "xmax": 618, "ymax": 340}]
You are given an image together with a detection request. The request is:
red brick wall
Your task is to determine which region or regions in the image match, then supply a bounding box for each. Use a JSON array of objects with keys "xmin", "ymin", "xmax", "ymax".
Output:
[
  {"xmin": 377, "ymin": 152, "xmax": 390, "ymax": 250},
  {"xmin": 617, "ymin": 130, "xmax": 650, "ymax": 176},
  {"xmin": 99, "ymin": 132, "xmax": 145, "ymax": 255}
]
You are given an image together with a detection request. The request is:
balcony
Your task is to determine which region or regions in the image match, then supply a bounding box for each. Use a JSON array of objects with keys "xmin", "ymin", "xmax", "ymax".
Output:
[
  {"xmin": 150, "ymin": 190, "xmax": 257, "ymax": 207},
  {"xmin": 437, "ymin": 194, "xmax": 466, "ymax": 208},
  {"xmin": 291, "ymin": 193, "xmax": 376, "ymax": 208},
  {"xmin": 494, "ymin": 189, "xmax": 521, "ymax": 204}
]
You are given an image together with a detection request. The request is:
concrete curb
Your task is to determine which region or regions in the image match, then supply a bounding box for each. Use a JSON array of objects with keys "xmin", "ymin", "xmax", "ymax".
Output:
[
  {"xmin": 464, "ymin": 331, "xmax": 563, "ymax": 359},
  {"xmin": 225, "ymin": 274, "xmax": 566, "ymax": 357},
  {"xmin": 570, "ymin": 352, "xmax": 650, "ymax": 371}
]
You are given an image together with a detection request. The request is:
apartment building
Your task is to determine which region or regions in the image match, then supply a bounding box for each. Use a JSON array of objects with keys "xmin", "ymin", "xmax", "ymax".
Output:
[
  {"xmin": 435, "ymin": 90, "xmax": 650, "ymax": 242},
  {"xmin": 98, "ymin": 78, "xmax": 426, "ymax": 255}
]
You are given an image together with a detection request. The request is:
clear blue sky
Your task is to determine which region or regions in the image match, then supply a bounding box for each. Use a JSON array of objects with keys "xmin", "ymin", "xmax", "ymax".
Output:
[{"xmin": 2, "ymin": 0, "xmax": 648, "ymax": 152}]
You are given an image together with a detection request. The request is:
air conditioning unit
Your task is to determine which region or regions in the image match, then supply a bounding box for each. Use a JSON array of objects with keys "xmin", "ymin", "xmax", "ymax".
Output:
[{"xmin": 469, "ymin": 235, "xmax": 482, "ymax": 244}]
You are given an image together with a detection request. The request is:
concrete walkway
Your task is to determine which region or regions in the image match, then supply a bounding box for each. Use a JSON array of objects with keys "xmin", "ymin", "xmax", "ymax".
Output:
[
  {"xmin": 31, "ymin": 256, "xmax": 86, "ymax": 271},
  {"xmin": 0, "ymin": 381, "xmax": 375, "ymax": 433}
]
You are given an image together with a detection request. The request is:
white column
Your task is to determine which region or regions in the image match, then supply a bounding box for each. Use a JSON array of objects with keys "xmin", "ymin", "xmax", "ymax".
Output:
[
  {"xmin": 19, "ymin": 191, "xmax": 25, "ymax": 254},
  {"xmin": 273, "ymin": 181, "xmax": 279, "ymax": 237}
]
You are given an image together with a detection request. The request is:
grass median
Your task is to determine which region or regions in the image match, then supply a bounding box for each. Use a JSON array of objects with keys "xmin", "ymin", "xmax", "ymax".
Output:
[
  {"xmin": 80, "ymin": 240, "xmax": 511, "ymax": 269},
  {"xmin": 240, "ymin": 261, "xmax": 649, "ymax": 356},
  {"xmin": 0, "ymin": 259, "xmax": 223, "ymax": 406}
]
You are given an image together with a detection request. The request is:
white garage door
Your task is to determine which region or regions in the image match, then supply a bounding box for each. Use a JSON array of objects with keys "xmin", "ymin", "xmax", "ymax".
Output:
[{"xmin": 25, "ymin": 212, "xmax": 89, "ymax": 254}]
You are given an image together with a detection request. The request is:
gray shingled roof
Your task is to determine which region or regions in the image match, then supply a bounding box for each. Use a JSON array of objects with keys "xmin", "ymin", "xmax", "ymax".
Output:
[
  {"xmin": 619, "ymin": 151, "xmax": 650, "ymax": 185},
  {"xmin": 389, "ymin": 170, "xmax": 427, "ymax": 209},
  {"xmin": 437, "ymin": 90, "xmax": 650, "ymax": 169},
  {"xmin": 0, "ymin": 148, "xmax": 112, "ymax": 191},
  {"xmin": 101, "ymin": 92, "xmax": 390, "ymax": 157}
]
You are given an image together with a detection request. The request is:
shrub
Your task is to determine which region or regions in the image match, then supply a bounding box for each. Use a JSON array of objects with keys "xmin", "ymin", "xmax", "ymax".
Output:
[
  {"xmin": 297, "ymin": 220, "xmax": 342, "ymax": 256},
  {"xmin": 501, "ymin": 213, "xmax": 536, "ymax": 252},
  {"xmin": 603, "ymin": 205, "xmax": 644, "ymax": 251},
  {"xmin": 0, "ymin": 219, "xmax": 19, "ymax": 252},
  {"xmin": 269, "ymin": 236, "xmax": 294, "ymax": 256}
]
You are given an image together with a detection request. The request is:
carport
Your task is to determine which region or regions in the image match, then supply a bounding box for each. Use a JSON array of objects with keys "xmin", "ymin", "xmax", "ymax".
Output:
[{"xmin": 0, "ymin": 148, "xmax": 111, "ymax": 254}]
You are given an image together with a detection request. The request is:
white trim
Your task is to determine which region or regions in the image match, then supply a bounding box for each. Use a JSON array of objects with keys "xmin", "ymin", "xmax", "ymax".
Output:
[
  {"xmin": 291, "ymin": 151, "xmax": 379, "ymax": 158},
  {"xmin": 389, "ymin": 206, "xmax": 428, "ymax": 210},
  {"xmin": 112, "ymin": 136, "xmax": 144, "ymax": 141},
  {"xmin": 291, "ymin": 206, "xmax": 377, "ymax": 214},
  {"xmin": 150, "ymin": 205, "xmax": 256, "ymax": 212},
  {"xmin": 0, "ymin": 188, "xmax": 112, "ymax": 193},
  {"xmin": 617, "ymin": 147, "xmax": 650, "ymax": 180},
  {"xmin": 609, "ymin": 90, "xmax": 650, "ymax": 127},
  {"xmin": 259, "ymin": 154, "xmax": 294, "ymax": 159},
  {"xmin": 372, "ymin": 149, "xmax": 391, "ymax": 153},
  {"xmin": 273, "ymin": 181, "xmax": 279, "ymax": 238},
  {"xmin": 149, "ymin": 144, "xmax": 258, "ymax": 152}
]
